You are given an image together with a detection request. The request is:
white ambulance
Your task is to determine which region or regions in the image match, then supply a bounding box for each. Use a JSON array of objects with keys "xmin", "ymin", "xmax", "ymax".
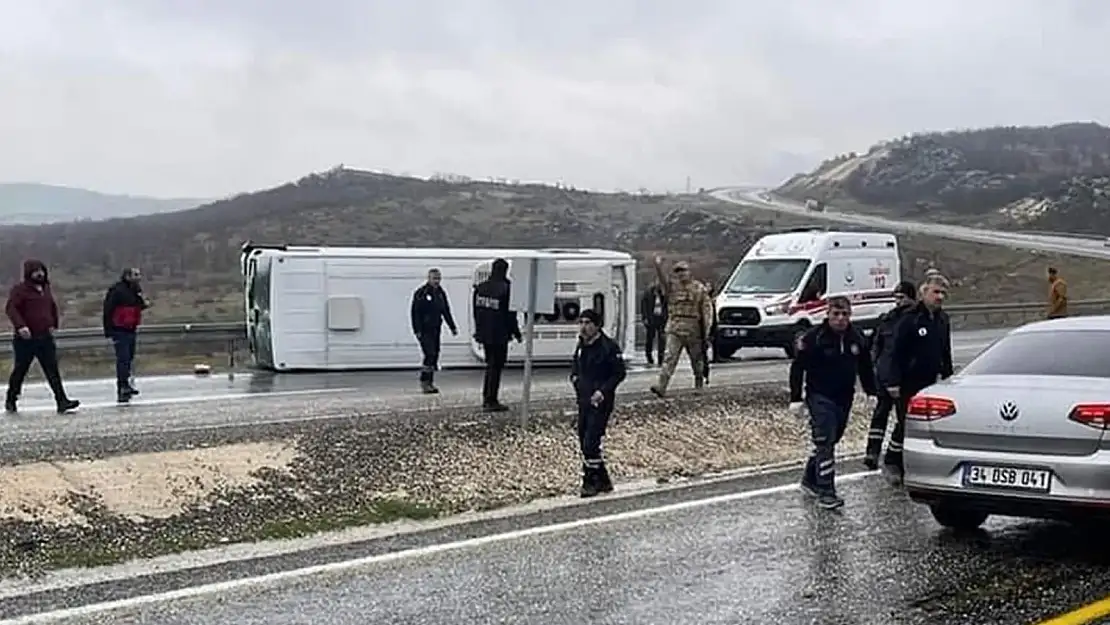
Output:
[{"xmin": 713, "ymin": 228, "xmax": 901, "ymax": 360}]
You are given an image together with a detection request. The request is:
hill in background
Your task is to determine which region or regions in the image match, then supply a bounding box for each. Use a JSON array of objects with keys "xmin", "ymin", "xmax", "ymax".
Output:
[
  {"xmin": 0, "ymin": 166, "xmax": 1106, "ymax": 329},
  {"xmin": 0, "ymin": 183, "xmax": 207, "ymax": 225},
  {"xmin": 775, "ymin": 122, "xmax": 1110, "ymax": 234}
]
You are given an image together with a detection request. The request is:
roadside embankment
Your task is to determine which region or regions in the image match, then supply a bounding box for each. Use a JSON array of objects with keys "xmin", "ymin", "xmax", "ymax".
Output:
[{"xmin": 0, "ymin": 382, "xmax": 879, "ymax": 577}]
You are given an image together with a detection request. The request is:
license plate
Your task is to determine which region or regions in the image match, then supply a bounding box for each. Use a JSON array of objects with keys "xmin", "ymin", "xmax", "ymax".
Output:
[{"xmin": 962, "ymin": 464, "xmax": 1052, "ymax": 493}]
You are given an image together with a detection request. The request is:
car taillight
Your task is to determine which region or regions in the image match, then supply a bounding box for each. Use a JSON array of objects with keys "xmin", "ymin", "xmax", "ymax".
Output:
[
  {"xmin": 1068, "ymin": 404, "xmax": 1110, "ymax": 429},
  {"xmin": 906, "ymin": 395, "xmax": 957, "ymax": 420}
]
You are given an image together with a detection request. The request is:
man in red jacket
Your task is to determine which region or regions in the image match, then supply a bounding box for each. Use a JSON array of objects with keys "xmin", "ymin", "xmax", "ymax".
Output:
[
  {"xmin": 4, "ymin": 260, "xmax": 80, "ymax": 414},
  {"xmin": 103, "ymin": 267, "xmax": 149, "ymax": 403}
]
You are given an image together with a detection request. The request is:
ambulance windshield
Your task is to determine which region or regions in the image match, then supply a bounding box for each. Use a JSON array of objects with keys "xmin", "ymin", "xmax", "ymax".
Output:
[{"xmin": 724, "ymin": 259, "xmax": 811, "ymax": 295}]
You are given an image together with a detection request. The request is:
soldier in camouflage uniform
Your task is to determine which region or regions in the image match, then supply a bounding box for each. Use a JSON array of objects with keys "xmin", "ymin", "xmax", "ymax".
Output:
[{"xmin": 649, "ymin": 257, "xmax": 714, "ymax": 398}]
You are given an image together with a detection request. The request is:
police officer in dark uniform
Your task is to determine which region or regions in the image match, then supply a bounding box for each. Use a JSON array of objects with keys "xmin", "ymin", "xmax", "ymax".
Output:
[
  {"xmin": 877, "ymin": 275, "xmax": 954, "ymax": 485},
  {"xmin": 473, "ymin": 258, "xmax": 522, "ymax": 412},
  {"xmin": 789, "ymin": 296, "xmax": 878, "ymax": 510},
  {"xmin": 411, "ymin": 268, "xmax": 458, "ymax": 394},
  {"xmin": 863, "ymin": 280, "xmax": 917, "ymax": 469},
  {"xmin": 570, "ymin": 309, "xmax": 626, "ymax": 497}
]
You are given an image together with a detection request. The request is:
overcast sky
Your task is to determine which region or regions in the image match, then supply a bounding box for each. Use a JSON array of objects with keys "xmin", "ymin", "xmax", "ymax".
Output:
[{"xmin": 2, "ymin": 0, "xmax": 1108, "ymax": 198}]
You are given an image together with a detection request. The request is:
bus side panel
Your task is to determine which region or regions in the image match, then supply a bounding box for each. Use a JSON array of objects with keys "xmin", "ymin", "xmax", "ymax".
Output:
[
  {"xmin": 271, "ymin": 256, "xmax": 328, "ymax": 370},
  {"xmin": 323, "ymin": 260, "xmax": 410, "ymax": 369}
]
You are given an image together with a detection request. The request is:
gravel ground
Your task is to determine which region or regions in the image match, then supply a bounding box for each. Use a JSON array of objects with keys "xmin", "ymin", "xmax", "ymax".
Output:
[{"xmin": 0, "ymin": 382, "xmax": 880, "ymax": 577}]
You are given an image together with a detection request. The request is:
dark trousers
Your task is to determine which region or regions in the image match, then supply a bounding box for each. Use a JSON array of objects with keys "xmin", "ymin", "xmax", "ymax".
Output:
[
  {"xmin": 7, "ymin": 336, "xmax": 67, "ymax": 402},
  {"xmin": 111, "ymin": 331, "xmax": 137, "ymax": 389},
  {"xmin": 577, "ymin": 397, "xmax": 612, "ymax": 464},
  {"xmin": 883, "ymin": 394, "xmax": 912, "ymax": 470},
  {"xmin": 865, "ymin": 390, "xmax": 896, "ymax": 459},
  {"xmin": 481, "ymin": 341, "xmax": 509, "ymax": 405},
  {"xmin": 418, "ymin": 331, "xmax": 441, "ymax": 383},
  {"xmin": 644, "ymin": 321, "xmax": 665, "ymax": 364},
  {"xmin": 803, "ymin": 393, "xmax": 852, "ymax": 494}
]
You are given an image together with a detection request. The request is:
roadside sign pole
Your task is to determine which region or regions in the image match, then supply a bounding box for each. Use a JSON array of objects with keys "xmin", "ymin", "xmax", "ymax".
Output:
[{"xmin": 520, "ymin": 258, "xmax": 539, "ymax": 427}]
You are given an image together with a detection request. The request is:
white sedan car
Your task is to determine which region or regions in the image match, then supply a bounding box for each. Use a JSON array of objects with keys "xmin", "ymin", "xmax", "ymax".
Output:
[{"xmin": 904, "ymin": 316, "xmax": 1110, "ymax": 530}]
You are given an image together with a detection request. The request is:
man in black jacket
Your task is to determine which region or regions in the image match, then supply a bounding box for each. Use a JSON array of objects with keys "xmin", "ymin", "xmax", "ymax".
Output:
[
  {"xmin": 570, "ymin": 309, "xmax": 627, "ymax": 498},
  {"xmin": 788, "ymin": 296, "xmax": 878, "ymax": 510},
  {"xmin": 102, "ymin": 268, "xmax": 149, "ymax": 403},
  {"xmin": 863, "ymin": 280, "xmax": 917, "ymax": 469},
  {"xmin": 411, "ymin": 268, "xmax": 458, "ymax": 394},
  {"xmin": 877, "ymin": 275, "xmax": 954, "ymax": 485},
  {"xmin": 473, "ymin": 258, "xmax": 522, "ymax": 411},
  {"xmin": 640, "ymin": 281, "xmax": 666, "ymax": 366}
]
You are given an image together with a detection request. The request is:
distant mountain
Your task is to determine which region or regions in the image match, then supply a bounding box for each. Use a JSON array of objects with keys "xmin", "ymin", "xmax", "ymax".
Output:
[{"xmin": 0, "ymin": 183, "xmax": 208, "ymax": 225}]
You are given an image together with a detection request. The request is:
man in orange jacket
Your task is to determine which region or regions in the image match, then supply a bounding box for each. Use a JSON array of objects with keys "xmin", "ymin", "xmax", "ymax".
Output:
[{"xmin": 1047, "ymin": 267, "xmax": 1068, "ymax": 319}]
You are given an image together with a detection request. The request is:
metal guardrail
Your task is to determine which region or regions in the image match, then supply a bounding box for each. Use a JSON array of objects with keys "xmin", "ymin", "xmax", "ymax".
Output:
[{"xmin": 30, "ymin": 298, "xmax": 1110, "ymax": 364}]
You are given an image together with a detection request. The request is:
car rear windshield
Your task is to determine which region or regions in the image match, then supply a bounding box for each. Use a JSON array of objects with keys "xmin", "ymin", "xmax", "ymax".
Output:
[{"xmin": 959, "ymin": 330, "xmax": 1110, "ymax": 377}]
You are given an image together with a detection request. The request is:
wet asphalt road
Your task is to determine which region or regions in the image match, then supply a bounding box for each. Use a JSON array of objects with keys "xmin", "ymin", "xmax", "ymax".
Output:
[
  {"xmin": 22, "ymin": 468, "xmax": 1110, "ymax": 625},
  {"xmin": 2, "ymin": 329, "xmax": 1006, "ymax": 460}
]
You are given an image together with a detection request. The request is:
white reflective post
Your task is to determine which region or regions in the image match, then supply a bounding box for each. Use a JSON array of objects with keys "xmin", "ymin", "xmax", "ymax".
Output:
[{"xmin": 519, "ymin": 258, "xmax": 539, "ymax": 427}]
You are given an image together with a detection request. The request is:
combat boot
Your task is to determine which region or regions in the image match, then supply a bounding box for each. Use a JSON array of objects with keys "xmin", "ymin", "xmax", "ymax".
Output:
[
  {"xmin": 816, "ymin": 492, "xmax": 845, "ymax": 510},
  {"xmin": 4, "ymin": 395, "xmax": 15, "ymax": 414},
  {"xmin": 579, "ymin": 466, "xmax": 600, "ymax": 498},
  {"xmin": 596, "ymin": 463, "xmax": 614, "ymax": 494},
  {"xmin": 116, "ymin": 388, "xmax": 131, "ymax": 404},
  {"xmin": 421, "ymin": 381, "xmax": 438, "ymax": 394}
]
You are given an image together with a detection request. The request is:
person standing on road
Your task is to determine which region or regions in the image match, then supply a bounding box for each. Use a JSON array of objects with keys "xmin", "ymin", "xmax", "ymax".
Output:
[
  {"xmin": 411, "ymin": 268, "xmax": 458, "ymax": 395},
  {"xmin": 649, "ymin": 257, "xmax": 713, "ymax": 398},
  {"xmin": 1047, "ymin": 266, "xmax": 1068, "ymax": 319},
  {"xmin": 473, "ymin": 258, "xmax": 522, "ymax": 412},
  {"xmin": 877, "ymin": 275, "xmax": 954, "ymax": 486},
  {"xmin": 4, "ymin": 260, "xmax": 80, "ymax": 414},
  {"xmin": 863, "ymin": 280, "xmax": 917, "ymax": 470},
  {"xmin": 788, "ymin": 296, "xmax": 878, "ymax": 510},
  {"xmin": 102, "ymin": 267, "xmax": 149, "ymax": 403},
  {"xmin": 570, "ymin": 309, "xmax": 627, "ymax": 498},
  {"xmin": 640, "ymin": 280, "xmax": 667, "ymax": 366}
]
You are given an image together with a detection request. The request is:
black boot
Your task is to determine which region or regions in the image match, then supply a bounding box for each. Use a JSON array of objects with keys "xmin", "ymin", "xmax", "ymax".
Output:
[
  {"xmin": 117, "ymin": 387, "xmax": 132, "ymax": 404},
  {"xmin": 596, "ymin": 463, "xmax": 614, "ymax": 494},
  {"xmin": 580, "ymin": 465, "xmax": 600, "ymax": 498},
  {"xmin": 56, "ymin": 399, "xmax": 80, "ymax": 414},
  {"xmin": 127, "ymin": 381, "xmax": 140, "ymax": 396},
  {"xmin": 4, "ymin": 394, "xmax": 15, "ymax": 414}
]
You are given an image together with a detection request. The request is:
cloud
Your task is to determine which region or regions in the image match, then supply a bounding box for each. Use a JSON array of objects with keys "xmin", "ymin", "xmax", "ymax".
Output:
[{"xmin": 1, "ymin": 0, "xmax": 1109, "ymax": 197}]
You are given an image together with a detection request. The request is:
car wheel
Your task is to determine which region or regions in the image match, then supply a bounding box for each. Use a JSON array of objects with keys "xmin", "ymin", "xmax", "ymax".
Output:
[{"xmin": 929, "ymin": 503, "xmax": 989, "ymax": 530}]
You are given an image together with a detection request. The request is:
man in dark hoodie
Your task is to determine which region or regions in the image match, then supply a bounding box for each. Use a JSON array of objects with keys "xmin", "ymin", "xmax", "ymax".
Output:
[
  {"xmin": 570, "ymin": 309, "xmax": 626, "ymax": 497},
  {"xmin": 411, "ymin": 268, "xmax": 458, "ymax": 394},
  {"xmin": 103, "ymin": 267, "xmax": 149, "ymax": 403},
  {"xmin": 472, "ymin": 258, "xmax": 522, "ymax": 411},
  {"xmin": 4, "ymin": 260, "xmax": 80, "ymax": 414},
  {"xmin": 639, "ymin": 280, "xmax": 666, "ymax": 366},
  {"xmin": 862, "ymin": 280, "xmax": 917, "ymax": 470}
]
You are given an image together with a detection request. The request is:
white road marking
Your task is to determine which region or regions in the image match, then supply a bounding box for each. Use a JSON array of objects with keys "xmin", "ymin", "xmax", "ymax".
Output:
[
  {"xmin": 12, "ymin": 388, "xmax": 360, "ymax": 415},
  {"xmin": 0, "ymin": 471, "xmax": 877, "ymax": 623}
]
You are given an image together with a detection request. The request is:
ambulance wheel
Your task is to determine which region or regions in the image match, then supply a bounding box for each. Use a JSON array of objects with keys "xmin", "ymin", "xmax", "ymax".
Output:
[
  {"xmin": 714, "ymin": 344, "xmax": 738, "ymax": 360},
  {"xmin": 784, "ymin": 325, "xmax": 810, "ymax": 359}
]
